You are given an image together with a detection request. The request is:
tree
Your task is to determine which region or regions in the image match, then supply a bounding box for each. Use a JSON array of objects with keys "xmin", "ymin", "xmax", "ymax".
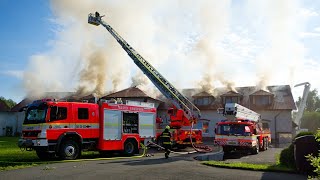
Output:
[
  {"xmin": 300, "ymin": 112, "xmax": 320, "ymax": 133},
  {"xmin": 296, "ymin": 89, "xmax": 320, "ymax": 112},
  {"xmin": 0, "ymin": 96, "xmax": 17, "ymax": 109}
]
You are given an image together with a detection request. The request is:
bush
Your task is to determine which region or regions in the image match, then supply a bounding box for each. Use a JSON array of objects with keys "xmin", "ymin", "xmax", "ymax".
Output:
[
  {"xmin": 279, "ymin": 131, "xmax": 314, "ymax": 169},
  {"xmin": 306, "ymin": 130, "xmax": 320, "ymax": 178},
  {"xmin": 279, "ymin": 144, "xmax": 295, "ymax": 168},
  {"xmin": 295, "ymin": 131, "xmax": 314, "ymax": 138}
]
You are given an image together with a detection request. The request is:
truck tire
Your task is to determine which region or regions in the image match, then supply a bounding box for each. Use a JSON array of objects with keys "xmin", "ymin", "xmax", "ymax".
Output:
[
  {"xmin": 265, "ymin": 138, "xmax": 269, "ymax": 150},
  {"xmin": 264, "ymin": 138, "xmax": 268, "ymax": 151},
  {"xmin": 123, "ymin": 140, "xmax": 137, "ymax": 156},
  {"xmin": 36, "ymin": 150, "xmax": 55, "ymax": 160},
  {"xmin": 59, "ymin": 140, "xmax": 80, "ymax": 160},
  {"xmin": 223, "ymin": 146, "xmax": 231, "ymax": 154},
  {"xmin": 251, "ymin": 140, "xmax": 259, "ymax": 155}
]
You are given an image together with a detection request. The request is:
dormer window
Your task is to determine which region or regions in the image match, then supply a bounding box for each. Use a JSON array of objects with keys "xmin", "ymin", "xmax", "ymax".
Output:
[
  {"xmin": 220, "ymin": 91, "xmax": 242, "ymax": 104},
  {"xmin": 250, "ymin": 90, "xmax": 274, "ymax": 106},
  {"xmin": 224, "ymin": 96, "xmax": 239, "ymax": 104},
  {"xmin": 194, "ymin": 97, "xmax": 214, "ymax": 106},
  {"xmin": 253, "ymin": 95, "xmax": 271, "ymax": 105}
]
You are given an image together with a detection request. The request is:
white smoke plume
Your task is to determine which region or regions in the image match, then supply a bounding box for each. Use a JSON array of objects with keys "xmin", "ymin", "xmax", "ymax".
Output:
[
  {"xmin": 22, "ymin": 0, "xmax": 236, "ymax": 99},
  {"xmin": 247, "ymin": 0, "xmax": 307, "ymax": 91},
  {"xmin": 21, "ymin": 0, "xmax": 311, "ymax": 101},
  {"xmin": 190, "ymin": 1, "xmax": 238, "ymax": 95}
]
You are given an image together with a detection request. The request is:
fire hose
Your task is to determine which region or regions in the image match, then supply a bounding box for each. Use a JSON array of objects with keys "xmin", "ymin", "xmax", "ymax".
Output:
[{"xmin": 189, "ymin": 121, "xmax": 213, "ymax": 153}]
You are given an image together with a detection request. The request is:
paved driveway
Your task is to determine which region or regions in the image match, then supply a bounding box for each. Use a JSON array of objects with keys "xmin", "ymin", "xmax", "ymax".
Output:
[
  {"xmin": 0, "ymin": 149, "xmax": 307, "ymax": 180},
  {"xmin": 223, "ymin": 147, "xmax": 284, "ymax": 164}
]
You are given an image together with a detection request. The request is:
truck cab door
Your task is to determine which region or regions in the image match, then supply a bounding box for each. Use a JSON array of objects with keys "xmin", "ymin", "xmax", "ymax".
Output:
[{"xmin": 73, "ymin": 104, "xmax": 98, "ymax": 139}]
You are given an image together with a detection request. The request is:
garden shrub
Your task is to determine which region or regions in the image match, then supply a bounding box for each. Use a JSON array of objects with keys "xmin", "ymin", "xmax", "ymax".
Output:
[
  {"xmin": 306, "ymin": 130, "xmax": 320, "ymax": 178},
  {"xmin": 279, "ymin": 144, "xmax": 295, "ymax": 168},
  {"xmin": 279, "ymin": 131, "xmax": 314, "ymax": 169}
]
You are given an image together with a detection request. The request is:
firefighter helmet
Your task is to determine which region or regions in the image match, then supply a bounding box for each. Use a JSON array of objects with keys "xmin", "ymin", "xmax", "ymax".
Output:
[{"xmin": 165, "ymin": 125, "xmax": 170, "ymax": 130}]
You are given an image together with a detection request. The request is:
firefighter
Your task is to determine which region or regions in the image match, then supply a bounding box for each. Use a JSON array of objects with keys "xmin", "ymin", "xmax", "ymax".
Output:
[{"xmin": 160, "ymin": 125, "xmax": 172, "ymax": 159}]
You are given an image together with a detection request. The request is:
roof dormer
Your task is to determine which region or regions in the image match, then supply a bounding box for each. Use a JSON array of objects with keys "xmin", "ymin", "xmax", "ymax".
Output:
[
  {"xmin": 220, "ymin": 91, "xmax": 242, "ymax": 104},
  {"xmin": 250, "ymin": 90, "xmax": 274, "ymax": 106},
  {"xmin": 192, "ymin": 91, "xmax": 215, "ymax": 106}
]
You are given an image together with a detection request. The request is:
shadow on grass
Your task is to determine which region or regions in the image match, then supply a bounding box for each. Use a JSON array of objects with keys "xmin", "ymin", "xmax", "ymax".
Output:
[{"xmin": 202, "ymin": 161, "xmax": 296, "ymax": 174}]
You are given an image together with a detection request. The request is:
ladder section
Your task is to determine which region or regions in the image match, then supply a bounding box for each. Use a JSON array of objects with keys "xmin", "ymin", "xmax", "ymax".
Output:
[
  {"xmin": 221, "ymin": 103, "xmax": 261, "ymax": 122},
  {"xmin": 88, "ymin": 13, "xmax": 201, "ymax": 120}
]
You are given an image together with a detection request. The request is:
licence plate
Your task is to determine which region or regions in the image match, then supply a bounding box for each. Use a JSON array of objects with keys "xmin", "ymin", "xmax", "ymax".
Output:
[{"xmin": 227, "ymin": 141, "xmax": 238, "ymax": 145}]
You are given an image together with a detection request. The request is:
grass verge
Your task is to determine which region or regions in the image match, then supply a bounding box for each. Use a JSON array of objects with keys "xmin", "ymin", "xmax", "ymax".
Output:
[
  {"xmin": 0, "ymin": 137, "xmax": 100, "ymax": 171},
  {"xmin": 202, "ymin": 161, "xmax": 296, "ymax": 173}
]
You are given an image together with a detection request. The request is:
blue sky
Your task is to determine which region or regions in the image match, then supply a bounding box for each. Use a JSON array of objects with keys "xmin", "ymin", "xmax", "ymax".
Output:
[
  {"xmin": 0, "ymin": 0, "xmax": 54, "ymax": 101},
  {"xmin": 1, "ymin": 0, "xmax": 320, "ymax": 103}
]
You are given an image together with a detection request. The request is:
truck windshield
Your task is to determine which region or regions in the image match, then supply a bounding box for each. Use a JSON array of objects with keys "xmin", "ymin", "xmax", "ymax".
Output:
[
  {"xmin": 218, "ymin": 124, "xmax": 248, "ymax": 136},
  {"xmin": 24, "ymin": 105, "xmax": 48, "ymax": 124}
]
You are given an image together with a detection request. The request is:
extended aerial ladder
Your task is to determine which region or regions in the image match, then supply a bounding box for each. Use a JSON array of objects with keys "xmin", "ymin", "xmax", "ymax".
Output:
[
  {"xmin": 88, "ymin": 12, "xmax": 212, "ymax": 152},
  {"xmin": 294, "ymin": 82, "xmax": 311, "ymax": 132},
  {"xmin": 87, "ymin": 12, "xmax": 200, "ymax": 129}
]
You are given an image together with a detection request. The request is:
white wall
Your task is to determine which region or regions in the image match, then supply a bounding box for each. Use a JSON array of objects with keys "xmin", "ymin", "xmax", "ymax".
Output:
[
  {"xmin": 0, "ymin": 112, "xmax": 24, "ymax": 136},
  {"xmin": 257, "ymin": 110, "xmax": 293, "ymax": 144}
]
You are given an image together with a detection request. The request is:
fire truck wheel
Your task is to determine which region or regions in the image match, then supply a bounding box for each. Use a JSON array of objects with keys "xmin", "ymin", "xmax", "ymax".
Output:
[
  {"xmin": 265, "ymin": 138, "xmax": 269, "ymax": 150},
  {"xmin": 123, "ymin": 140, "xmax": 137, "ymax": 156},
  {"xmin": 262, "ymin": 138, "xmax": 268, "ymax": 151},
  {"xmin": 251, "ymin": 140, "xmax": 259, "ymax": 155},
  {"xmin": 59, "ymin": 140, "xmax": 80, "ymax": 160},
  {"xmin": 36, "ymin": 150, "xmax": 55, "ymax": 160}
]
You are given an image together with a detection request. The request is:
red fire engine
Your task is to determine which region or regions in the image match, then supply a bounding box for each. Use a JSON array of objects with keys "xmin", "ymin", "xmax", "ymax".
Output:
[
  {"xmin": 214, "ymin": 103, "xmax": 271, "ymax": 154},
  {"xmin": 18, "ymin": 99, "xmax": 156, "ymax": 160}
]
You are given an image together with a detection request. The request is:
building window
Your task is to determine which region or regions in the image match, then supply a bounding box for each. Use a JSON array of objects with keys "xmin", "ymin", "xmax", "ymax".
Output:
[
  {"xmin": 254, "ymin": 96, "xmax": 270, "ymax": 105},
  {"xmin": 194, "ymin": 97, "xmax": 213, "ymax": 105},
  {"xmin": 78, "ymin": 108, "xmax": 89, "ymax": 120},
  {"xmin": 224, "ymin": 96, "xmax": 239, "ymax": 104}
]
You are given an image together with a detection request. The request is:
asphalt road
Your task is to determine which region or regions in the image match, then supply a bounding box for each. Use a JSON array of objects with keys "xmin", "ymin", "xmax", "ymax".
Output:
[
  {"xmin": 223, "ymin": 147, "xmax": 284, "ymax": 164},
  {"xmin": 1, "ymin": 150, "xmax": 307, "ymax": 180}
]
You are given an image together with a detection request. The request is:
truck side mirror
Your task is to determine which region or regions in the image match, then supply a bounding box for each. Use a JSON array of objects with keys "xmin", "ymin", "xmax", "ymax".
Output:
[
  {"xmin": 214, "ymin": 128, "xmax": 217, "ymax": 134},
  {"xmin": 217, "ymin": 108, "xmax": 224, "ymax": 114},
  {"xmin": 19, "ymin": 106, "xmax": 27, "ymax": 112}
]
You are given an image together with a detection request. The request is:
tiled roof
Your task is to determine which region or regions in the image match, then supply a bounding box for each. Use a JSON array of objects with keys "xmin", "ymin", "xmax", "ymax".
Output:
[
  {"xmin": 192, "ymin": 91, "xmax": 213, "ymax": 97},
  {"xmin": 142, "ymin": 85, "xmax": 296, "ymax": 111},
  {"xmin": 250, "ymin": 90, "xmax": 274, "ymax": 96},
  {"xmin": 11, "ymin": 98, "xmax": 33, "ymax": 112},
  {"xmin": 103, "ymin": 87, "xmax": 149, "ymax": 98},
  {"xmin": 231, "ymin": 85, "xmax": 295, "ymax": 110},
  {"xmin": 220, "ymin": 90, "xmax": 242, "ymax": 97},
  {"xmin": 102, "ymin": 87, "xmax": 163, "ymax": 102},
  {"xmin": 12, "ymin": 85, "xmax": 296, "ymax": 112}
]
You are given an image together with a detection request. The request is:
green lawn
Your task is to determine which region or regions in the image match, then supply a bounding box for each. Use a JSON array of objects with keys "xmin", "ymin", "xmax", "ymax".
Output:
[
  {"xmin": 202, "ymin": 161, "xmax": 296, "ymax": 173},
  {"xmin": 0, "ymin": 137, "xmax": 100, "ymax": 171}
]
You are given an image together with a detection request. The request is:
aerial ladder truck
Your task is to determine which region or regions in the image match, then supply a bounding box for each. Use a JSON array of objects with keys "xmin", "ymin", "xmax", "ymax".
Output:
[
  {"xmin": 88, "ymin": 12, "xmax": 208, "ymax": 151},
  {"xmin": 215, "ymin": 103, "xmax": 271, "ymax": 154}
]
